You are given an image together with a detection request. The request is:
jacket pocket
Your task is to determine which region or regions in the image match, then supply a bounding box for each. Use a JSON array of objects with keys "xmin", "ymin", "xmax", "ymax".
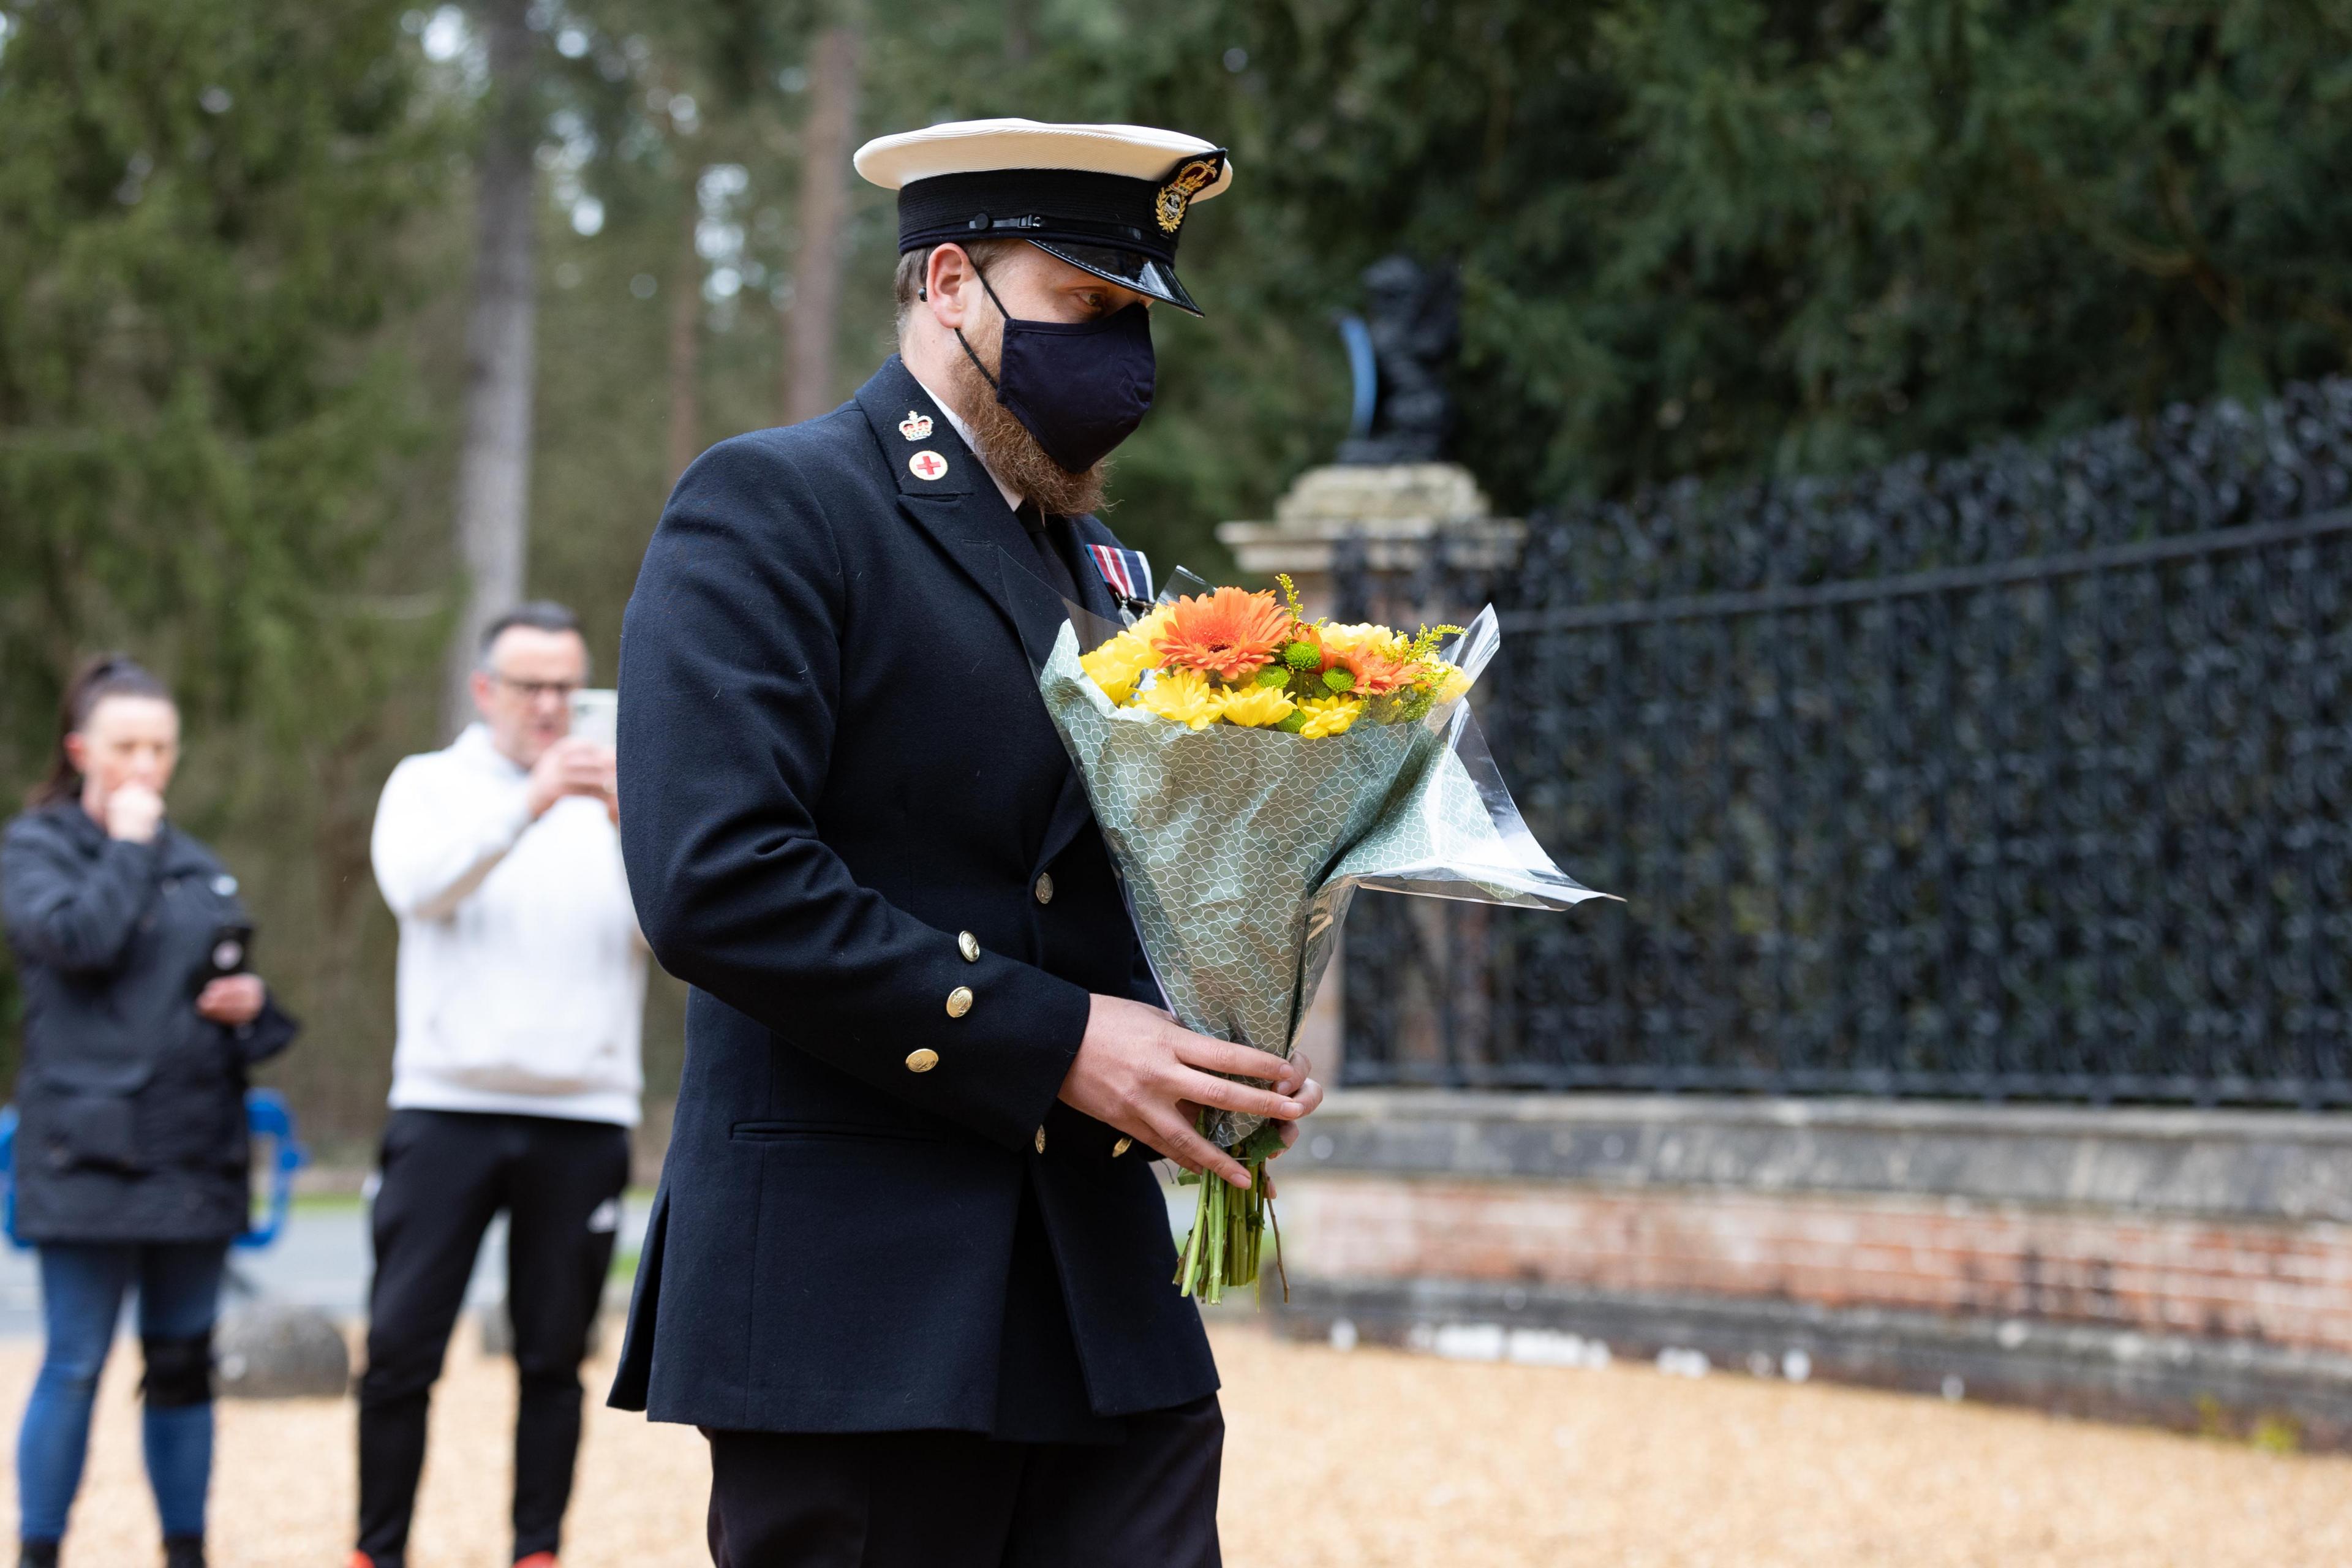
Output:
[{"xmin": 42, "ymin": 1091, "xmax": 143, "ymax": 1173}]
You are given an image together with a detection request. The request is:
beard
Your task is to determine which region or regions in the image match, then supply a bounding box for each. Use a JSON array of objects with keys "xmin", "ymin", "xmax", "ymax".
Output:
[{"xmin": 942, "ymin": 326, "xmax": 1111, "ymax": 518}]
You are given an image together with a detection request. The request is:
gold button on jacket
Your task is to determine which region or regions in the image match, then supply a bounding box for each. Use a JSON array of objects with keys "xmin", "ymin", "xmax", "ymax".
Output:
[
  {"xmin": 957, "ymin": 930, "xmax": 980, "ymax": 962},
  {"xmin": 1033, "ymin": 1127, "xmax": 1047, "ymax": 1153},
  {"xmin": 944, "ymin": 986, "xmax": 974, "ymax": 1018},
  {"xmin": 905, "ymin": 1047, "xmax": 939, "ymax": 1073},
  {"xmin": 1033, "ymin": 872, "xmax": 1055, "ymax": 905},
  {"xmin": 1112, "ymin": 1136, "xmax": 1133, "ymax": 1157}
]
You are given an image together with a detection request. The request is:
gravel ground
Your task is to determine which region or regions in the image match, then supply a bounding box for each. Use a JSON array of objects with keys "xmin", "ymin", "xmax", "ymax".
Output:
[{"xmin": 9, "ymin": 1321, "xmax": 2349, "ymax": 1567}]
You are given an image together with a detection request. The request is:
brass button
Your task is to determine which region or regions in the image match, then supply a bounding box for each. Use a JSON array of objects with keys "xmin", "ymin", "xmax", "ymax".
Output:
[
  {"xmin": 1033, "ymin": 872, "xmax": 1055, "ymax": 905},
  {"xmin": 957, "ymin": 931, "xmax": 980, "ymax": 963},
  {"xmin": 905, "ymin": 1048, "xmax": 939, "ymax": 1073},
  {"xmin": 1034, "ymin": 1127, "xmax": 1047, "ymax": 1154},
  {"xmin": 1112, "ymin": 1136, "xmax": 1133, "ymax": 1157},
  {"xmin": 945, "ymin": 986, "xmax": 974, "ymax": 1019}
]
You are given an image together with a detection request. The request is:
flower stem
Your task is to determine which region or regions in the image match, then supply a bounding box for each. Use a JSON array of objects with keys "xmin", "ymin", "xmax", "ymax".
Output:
[{"xmin": 1176, "ymin": 1156, "xmax": 1272, "ymax": 1301}]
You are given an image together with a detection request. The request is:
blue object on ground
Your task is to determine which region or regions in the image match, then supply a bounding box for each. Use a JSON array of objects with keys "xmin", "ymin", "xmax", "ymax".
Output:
[{"xmin": 0, "ymin": 1090, "xmax": 308, "ymax": 1252}]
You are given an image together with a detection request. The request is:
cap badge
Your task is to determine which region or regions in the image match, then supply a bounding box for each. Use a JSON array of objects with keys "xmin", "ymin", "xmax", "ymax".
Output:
[
  {"xmin": 908, "ymin": 450, "xmax": 949, "ymax": 481},
  {"xmin": 1155, "ymin": 154, "xmax": 1223, "ymax": 236},
  {"xmin": 899, "ymin": 410, "xmax": 933, "ymax": 440}
]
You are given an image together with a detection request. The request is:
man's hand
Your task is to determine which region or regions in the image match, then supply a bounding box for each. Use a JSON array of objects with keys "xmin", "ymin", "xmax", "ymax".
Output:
[
  {"xmin": 103, "ymin": 782, "xmax": 164, "ymax": 843},
  {"xmin": 526, "ymin": 738, "xmax": 619, "ymax": 819},
  {"xmin": 195, "ymin": 974, "xmax": 266, "ymax": 1027},
  {"xmin": 1058, "ymin": 994, "xmax": 1325, "ymax": 1189}
]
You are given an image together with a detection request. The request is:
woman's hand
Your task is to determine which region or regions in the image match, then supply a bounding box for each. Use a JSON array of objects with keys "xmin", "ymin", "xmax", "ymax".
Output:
[
  {"xmin": 102, "ymin": 782, "xmax": 164, "ymax": 843},
  {"xmin": 195, "ymin": 974, "xmax": 266, "ymax": 1027}
]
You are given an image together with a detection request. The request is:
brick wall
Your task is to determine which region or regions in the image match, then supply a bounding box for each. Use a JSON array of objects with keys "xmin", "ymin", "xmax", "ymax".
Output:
[{"xmin": 1270, "ymin": 1091, "xmax": 2352, "ymax": 1438}]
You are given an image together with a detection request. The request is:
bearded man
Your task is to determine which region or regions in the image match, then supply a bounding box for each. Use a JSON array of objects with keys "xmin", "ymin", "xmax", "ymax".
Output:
[{"xmin": 608, "ymin": 121, "xmax": 1322, "ymax": 1568}]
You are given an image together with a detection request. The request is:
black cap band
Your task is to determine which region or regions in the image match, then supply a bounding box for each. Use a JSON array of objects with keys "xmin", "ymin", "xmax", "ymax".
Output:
[
  {"xmin": 897, "ymin": 169, "xmax": 1170, "ymax": 256},
  {"xmin": 894, "ymin": 151, "xmax": 1225, "ymax": 316}
]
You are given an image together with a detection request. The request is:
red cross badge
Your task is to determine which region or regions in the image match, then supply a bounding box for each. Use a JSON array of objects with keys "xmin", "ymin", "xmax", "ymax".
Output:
[
  {"xmin": 908, "ymin": 450, "xmax": 948, "ymax": 481},
  {"xmin": 898, "ymin": 410, "xmax": 933, "ymax": 440}
]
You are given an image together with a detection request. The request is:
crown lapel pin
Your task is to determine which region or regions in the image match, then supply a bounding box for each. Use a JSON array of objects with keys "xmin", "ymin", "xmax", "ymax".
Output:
[{"xmin": 899, "ymin": 410, "xmax": 933, "ymax": 440}]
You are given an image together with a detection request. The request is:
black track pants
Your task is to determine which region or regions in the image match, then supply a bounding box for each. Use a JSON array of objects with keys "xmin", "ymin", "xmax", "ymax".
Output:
[{"xmin": 356, "ymin": 1109, "xmax": 630, "ymax": 1568}]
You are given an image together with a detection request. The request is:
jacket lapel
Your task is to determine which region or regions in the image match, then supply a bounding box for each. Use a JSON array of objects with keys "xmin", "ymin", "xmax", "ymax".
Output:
[
  {"xmin": 854, "ymin": 358, "xmax": 1065, "ymax": 660},
  {"xmin": 853, "ymin": 358, "xmax": 1104, "ymax": 873}
]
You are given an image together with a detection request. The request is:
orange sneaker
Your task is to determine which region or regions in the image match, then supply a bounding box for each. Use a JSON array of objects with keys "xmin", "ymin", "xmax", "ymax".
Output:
[{"xmin": 345, "ymin": 1556, "xmax": 376, "ymax": 1568}]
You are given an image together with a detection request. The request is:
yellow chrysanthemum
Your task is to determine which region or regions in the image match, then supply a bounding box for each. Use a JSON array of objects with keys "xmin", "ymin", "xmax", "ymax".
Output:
[
  {"xmin": 1132, "ymin": 602, "xmax": 1177, "ymax": 639},
  {"xmin": 1218, "ymin": 685, "xmax": 1297, "ymax": 728},
  {"xmin": 1139, "ymin": 667, "xmax": 1227, "ymax": 729},
  {"xmin": 1318, "ymin": 622, "xmax": 1412, "ymax": 662},
  {"xmin": 1077, "ymin": 606, "xmax": 1179, "ymax": 703},
  {"xmin": 1431, "ymin": 667, "xmax": 1474, "ymax": 705},
  {"xmin": 1295, "ymin": 695, "xmax": 1363, "ymax": 737},
  {"xmin": 1080, "ymin": 628, "xmax": 1161, "ymax": 704}
]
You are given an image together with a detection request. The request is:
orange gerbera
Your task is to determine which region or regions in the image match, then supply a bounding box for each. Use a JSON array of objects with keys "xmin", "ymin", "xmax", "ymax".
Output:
[
  {"xmin": 1318, "ymin": 627, "xmax": 1419, "ymax": 697},
  {"xmin": 1152, "ymin": 587, "xmax": 1294, "ymax": 682}
]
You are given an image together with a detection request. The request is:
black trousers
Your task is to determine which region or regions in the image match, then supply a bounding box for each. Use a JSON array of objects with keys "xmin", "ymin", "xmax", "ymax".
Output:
[
  {"xmin": 356, "ymin": 1109, "xmax": 631, "ymax": 1567},
  {"xmin": 704, "ymin": 1397, "xmax": 1224, "ymax": 1568}
]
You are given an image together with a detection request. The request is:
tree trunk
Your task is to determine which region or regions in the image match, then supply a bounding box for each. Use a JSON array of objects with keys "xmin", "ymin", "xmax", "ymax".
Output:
[
  {"xmin": 782, "ymin": 17, "xmax": 862, "ymax": 426},
  {"xmin": 667, "ymin": 188, "xmax": 703, "ymax": 483},
  {"xmin": 443, "ymin": 0, "xmax": 539, "ymax": 737}
]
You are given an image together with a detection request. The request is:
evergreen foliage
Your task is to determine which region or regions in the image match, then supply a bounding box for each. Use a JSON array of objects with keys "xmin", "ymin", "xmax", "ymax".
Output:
[
  {"xmin": 0, "ymin": 0, "xmax": 451, "ymax": 1104},
  {"xmin": 1050, "ymin": 0, "xmax": 2352, "ymax": 543}
]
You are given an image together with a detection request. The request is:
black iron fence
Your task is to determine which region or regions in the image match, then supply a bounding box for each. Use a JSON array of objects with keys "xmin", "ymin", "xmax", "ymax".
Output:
[{"xmin": 1338, "ymin": 379, "xmax": 2352, "ymax": 1105}]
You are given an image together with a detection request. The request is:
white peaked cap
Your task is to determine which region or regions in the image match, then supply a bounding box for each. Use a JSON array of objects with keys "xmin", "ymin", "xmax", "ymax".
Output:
[{"xmin": 854, "ymin": 118, "xmax": 1235, "ymax": 203}]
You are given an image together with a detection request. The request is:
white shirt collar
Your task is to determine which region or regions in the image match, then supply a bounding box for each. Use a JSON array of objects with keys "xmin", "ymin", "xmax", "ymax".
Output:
[{"xmin": 910, "ymin": 372, "xmax": 1023, "ymax": 514}]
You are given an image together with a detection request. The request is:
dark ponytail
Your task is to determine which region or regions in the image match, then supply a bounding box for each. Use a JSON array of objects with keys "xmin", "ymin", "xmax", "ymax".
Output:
[{"xmin": 28, "ymin": 654, "xmax": 174, "ymax": 809}]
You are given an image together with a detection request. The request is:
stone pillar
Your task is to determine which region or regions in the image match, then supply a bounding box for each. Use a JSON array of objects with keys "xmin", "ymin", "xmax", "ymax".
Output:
[{"xmin": 1215, "ymin": 462, "xmax": 1525, "ymax": 1090}]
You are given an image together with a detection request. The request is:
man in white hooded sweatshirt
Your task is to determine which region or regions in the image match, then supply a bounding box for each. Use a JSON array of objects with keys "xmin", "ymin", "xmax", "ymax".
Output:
[{"xmin": 355, "ymin": 601, "xmax": 644, "ymax": 1568}]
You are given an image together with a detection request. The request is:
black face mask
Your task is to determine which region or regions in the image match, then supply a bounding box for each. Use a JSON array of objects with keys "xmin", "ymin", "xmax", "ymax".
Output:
[{"xmin": 956, "ymin": 266, "xmax": 1155, "ymax": 473}]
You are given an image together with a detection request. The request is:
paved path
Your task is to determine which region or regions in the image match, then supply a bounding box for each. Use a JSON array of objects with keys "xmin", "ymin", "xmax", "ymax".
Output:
[{"xmin": 12, "ymin": 1323, "xmax": 2351, "ymax": 1566}]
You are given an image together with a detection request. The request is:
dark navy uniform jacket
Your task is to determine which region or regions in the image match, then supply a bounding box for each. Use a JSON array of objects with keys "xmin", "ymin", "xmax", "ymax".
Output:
[{"xmin": 608, "ymin": 355, "xmax": 1216, "ymax": 1436}]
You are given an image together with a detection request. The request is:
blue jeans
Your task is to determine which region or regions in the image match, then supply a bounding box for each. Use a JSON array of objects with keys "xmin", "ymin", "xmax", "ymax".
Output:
[{"xmin": 17, "ymin": 1241, "xmax": 226, "ymax": 1545}]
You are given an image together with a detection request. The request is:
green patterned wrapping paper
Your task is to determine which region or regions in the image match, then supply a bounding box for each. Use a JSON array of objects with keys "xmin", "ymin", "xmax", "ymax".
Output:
[{"xmin": 1037, "ymin": 616, "xmax": 1605, "ymax": 1149}]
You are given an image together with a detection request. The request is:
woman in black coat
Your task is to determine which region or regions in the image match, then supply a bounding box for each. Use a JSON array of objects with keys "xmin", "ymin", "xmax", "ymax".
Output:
[{"xmin": 0, "ymin": 655, "xmax": 298, "ymax": 1568}]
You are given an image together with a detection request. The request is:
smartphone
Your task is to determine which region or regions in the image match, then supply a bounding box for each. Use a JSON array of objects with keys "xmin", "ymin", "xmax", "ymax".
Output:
[
  {"xmin": 569, "ymin": 687, "xmax": 619, "ymax": 750},
  {"xmin": 195, "ymin": 921, "xmax": 254, "ymax": 996}
]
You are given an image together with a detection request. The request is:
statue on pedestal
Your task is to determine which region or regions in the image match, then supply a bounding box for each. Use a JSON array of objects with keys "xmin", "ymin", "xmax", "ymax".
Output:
[{"xmin": 1335, "ymin": 255, "xmax": 1460, "ymax": 466}]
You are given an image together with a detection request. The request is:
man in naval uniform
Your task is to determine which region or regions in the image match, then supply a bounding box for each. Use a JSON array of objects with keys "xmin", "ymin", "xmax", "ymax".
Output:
[{"xmin": 608, "ymin": 120, "xmax": 1322, "ymax": 1566}]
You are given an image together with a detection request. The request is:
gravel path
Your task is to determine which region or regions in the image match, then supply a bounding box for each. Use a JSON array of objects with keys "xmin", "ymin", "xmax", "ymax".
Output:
[{"xmin": 9, "ymin": 1322, "xmax": 2347, "ymax": 1566}]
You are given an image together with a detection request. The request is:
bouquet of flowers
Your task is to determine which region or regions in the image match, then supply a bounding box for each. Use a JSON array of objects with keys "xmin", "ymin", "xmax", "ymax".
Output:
[{"xmin": 1036, "ymin": 574, "xmax": 1607, "ymax": 1302}]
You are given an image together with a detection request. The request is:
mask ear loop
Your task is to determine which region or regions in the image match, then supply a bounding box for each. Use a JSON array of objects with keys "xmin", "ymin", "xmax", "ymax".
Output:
[{"xmin": 952, "ymin": 263, "xmax": 1015, "ymax": 399}]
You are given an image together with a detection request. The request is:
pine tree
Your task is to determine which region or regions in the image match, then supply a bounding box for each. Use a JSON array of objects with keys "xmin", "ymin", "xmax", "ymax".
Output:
[{"xmin": 0, "ymin": 0, "xmax": 451, "ymax": 1096}]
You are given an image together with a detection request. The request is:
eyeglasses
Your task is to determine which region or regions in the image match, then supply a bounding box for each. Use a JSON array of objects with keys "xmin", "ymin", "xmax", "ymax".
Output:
[{"xmin": 489, "ymin": 674, "xmax": 582, "ymax": 703}]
